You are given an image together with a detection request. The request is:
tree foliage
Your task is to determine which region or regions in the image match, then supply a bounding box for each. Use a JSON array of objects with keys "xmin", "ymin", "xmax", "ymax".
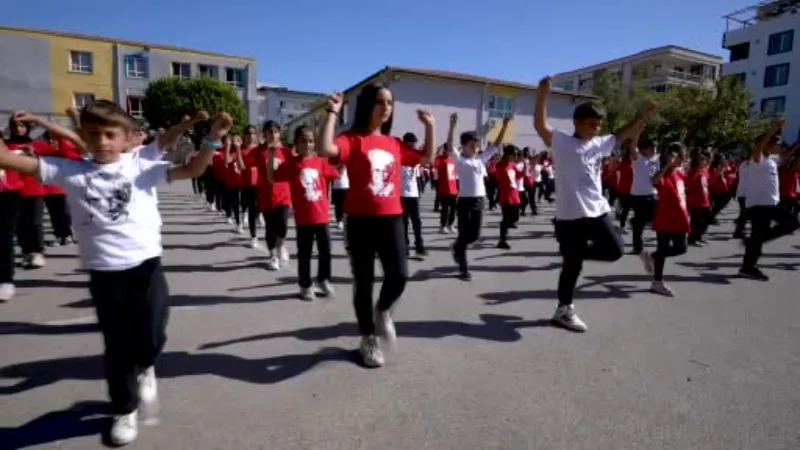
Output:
[
  {"xmin": 591, "ymin": 72, "xmax": 769, "ymax": 151},
  {"xmin": 144, "ymin": 77, "xmax": 249, "ymax": 135}
]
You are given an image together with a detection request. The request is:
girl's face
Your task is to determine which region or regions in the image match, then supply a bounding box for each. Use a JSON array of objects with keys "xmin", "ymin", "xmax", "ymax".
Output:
[
  {"xmin": 371, "ymin": 88, "xmax": 393, "ymax": 127},
  {"xmin": 296, "ymin": 130, "xmax": 315, "ymax": 156},
  {"xmin": 243, "ymin": 128, "xmax": 257, "ymax": 146},
  {"xmin": 11, "ymin": 121, "xmax": 28, "ymax": 137},
  {"xmin": 232, "ymin": 135, "xmax": 243, "ymax": 147},
  {"xmin": 266, "ymin": 127, "xmax": 281, "ymax": 145}
]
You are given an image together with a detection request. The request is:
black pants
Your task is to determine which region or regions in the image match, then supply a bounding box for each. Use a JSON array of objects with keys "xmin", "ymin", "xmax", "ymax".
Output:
[
  {"xmin": 296, "ymin": 224, "xmax": 332, "ymax": 288},
  {"xmin": 17, "ymin": 195, "xmax": 44, "ymax": 254},
  {"xmin": 89, "ymin": 257, "xmax": 169, "ymax": 415},
  {"xmin": 527, "ymin": 183, "xmax": 540, "ymax": 215},
  {"xmin": 555, "ymin": 214, "xmax": 624, "ymax": 306},
  {"xmin": 346, "ymin": 215, "xmax": 407, "ymax": 336},
  {"xmin": 453, "ymin": 197, "xmax": 484, "ymax": 271},
  {"xmin": 263, "ymin": 205, "xmax": 290, "ymax": 251},
  {"xmin": 45, "ymin": 193, "xmax": 72, "ymax": 240},
  {"xmin": 0, "ymin": 191, "xmax": 20, "ymax": 284},
  {"xmin": 486, "ymin": 177, "xmax": 498, "ymax": 210},
  {"xmin": 224, "ymin": 187, "xmax": 241, "ymax": 224},
  {"xmin": 241, "ymin": 187, "xmax": 259, "ymax": 238},
  {"xmin": 780, "ymin": 196, "xmax": 800, "ymax": 218},
  {"xmin": 541, "ymin": 175, "xmax": 554, "ymax": 201},
  {"xmin": 710, "ymin": 192, "xmax": 732, "ymax": 223},
  {"xmin": 499, "ymin": 204, "xmax": 520, "ymax": 243},
  {"xmin": 332, "ymin": 188, "xmax": 347, "ymax": 223},
  {"xmin": 630, "ymin": 194, "xmax": 656, "ymax": 253},
  {"xmin": 202, "ymin": 169, "xmax": 216, "ymax": 206},
  {"xmin": 191, "ymin": 176, "xmax": 204, "ymax": 195},
  {"xmin": 433, "ymin": 192, "xmax": 440, "ymax": 212},
  {"xmin": 734, "ymin": 197, "xmax": 748, "ymax": 237},
  {"xmin": 742, "ymin": 204, "xmax": 799, "ymax": 269},
  {"xmin": 688, "ymin": 206, "xmax": 712, "ymax": 243},
  {"xmin": 401, "ymin": 197, "xmax": 424, "ymax": 251},
  {"xmin": 439, "ymin": 194, "xmax": 457, "ymax": 227},
  {"xmin": 652, "ymin": 232, "xmax": 688, "ymax": 281},
  {"xmin": 519, "ymin": 190, "xmax": 530, "ymax": 215}
]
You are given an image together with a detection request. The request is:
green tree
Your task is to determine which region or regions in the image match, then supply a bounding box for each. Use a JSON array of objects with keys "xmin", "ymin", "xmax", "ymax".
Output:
[{"xmin": 144, "ymin": 77, "xmax": 248, "ymax": 134}]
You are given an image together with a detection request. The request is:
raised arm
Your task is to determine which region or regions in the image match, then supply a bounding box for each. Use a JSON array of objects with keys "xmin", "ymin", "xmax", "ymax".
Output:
[
  {"xmin": 447, "ymin": 113, "xmax": 457, "ymax": 155},
  {"xmin": 12, "ymin": 111, "xmax": 86, "ymax": 151},
  {"xmin": 534, "ymin": 76, "xmax": 554, "ymax": 147},
  {"xmin": 614, "ymin": 100, "xmax": 659, "ymax": 144},
  {"xmin": 417, "ymin": 110, "xmax": 437, "ymax": 166},
  {"xmin": 168, "ymin": 113, "xmax": 231, "ymax": 181},
  {"xmin": 652, "ymin": 151, "xmax": 680, "ymax": 186},
  {"xmin": 158, "ymin": 111, "xmax": 209, "ymax": 152},
  {"xmin": 493, "ymin": 114, "xmax": 511, "ymax": 148},
  {"xmin": 0, "ymin": 140, "xmax": 40, "ymax": 175},
  {"xmin": 752, "ymin": 117, "xmax": 784, "ymax": 163},
  {"xmin": 317, "ymin": 93, "xmax": 343, "ymax": 158}
]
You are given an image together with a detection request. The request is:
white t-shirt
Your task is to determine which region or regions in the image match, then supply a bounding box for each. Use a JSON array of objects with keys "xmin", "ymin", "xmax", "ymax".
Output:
[
  {"xmin": 631, "ymin": 153, "xmax": 660, "ymax": 196},
  {"xmin": 745, "ymin": 155, "xmax": 780, "ymax": 208},
  {"xmin": 401, "ymin": 165, "xmax": 420, "ymax": 198},
  {"xmin": 551, "ymin": 130, "xmax": 617, "ymax": 220},
  {"xmin": 736, "ymin": 162, "xmax": 749, "ymax": 198},
  {"xmin": 453, "ymin": 145, "xmax": 498, "ymax": 198},
  {"xmin": 533, "ymin": 164, "xmax": 543, "ymax": 183},
  {"xmin": 38, "ymin": 153, "xmax": 170, "ymax": 271},
  {"xmin": 332, "ymin": 166, "xmax": 349, "ymax": 189},
  {"xmin": 515, "ymin": 162, "xmax": 526, "ymax": 191}
]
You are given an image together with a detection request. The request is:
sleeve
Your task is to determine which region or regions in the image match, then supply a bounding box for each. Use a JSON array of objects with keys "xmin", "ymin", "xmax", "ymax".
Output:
[
  {"xmin": 323, "ymin": 162, "xmax": 340, "ymax": 180},
  {"xmin": 595, "ymin": 135, "xmax": 617, "ymax": 157},
  {"xmin": 399, "ymin": 139, "xmax": 423, "ymax": 167},
  {"xmin": 137, "ymin": 158, "xmax": 171, "ymax": 187},
  {"xmin": 479, "ymin": 144, "xmax": 500, "ymax": 163},
  {"xmin": 273, "ymin": 161, "xmax": 293, "ymax": 182},
  {"xmin": 38, "ymin": 156, "xmax": 80, "ymax": 186},
  {"xmin": 333, "ymin": 133, "xmax": 354, "ymax": 164},
  {"xmin": 137, "ymin": 141, "xmax": 165, "ymax": 161}
]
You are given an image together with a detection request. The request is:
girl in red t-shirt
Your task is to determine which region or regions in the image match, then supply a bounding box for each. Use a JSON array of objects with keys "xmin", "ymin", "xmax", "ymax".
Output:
[
  {"xmin": 493, "ymin": 145, "xmax": 524, "ymax": 249},
  {"xmin": 42, "ymin": 134, "xmax": 79, "ymax": 245},
  {"xmin": 317, "ymin": 84, "xmax": 436, "ymax": 368},
  {"xmin": 0, "ymin": 132, "xmax": 23, "ymax": 300},
  {"xmin": 642, "ymin": 143, "xmax": 689, "ymax": 297},
  {"xmin": 616, "ymin": 153, "xmax": 634, "ymax": 231},
  {"xmin": 708, "ymin": 153, "xmax": 732, "ymax": 224},
  {"xmin": 686, "ymin": 149, "xmax": 711, "ymax": 246},
  {"xmin": 223, "ymin": 134, "xmax": 244, "ymax": 232}
]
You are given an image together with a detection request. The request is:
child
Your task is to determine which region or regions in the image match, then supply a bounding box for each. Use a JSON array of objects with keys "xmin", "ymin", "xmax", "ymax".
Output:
[
  {"xmin": 0, "ymin": 101, "xmax": 231, "ymax": 446},
  {"xmin": 270, "ymin": 126, "xmax": 338, "ymax": 301},
  {"xmin": 686, "ymin": 149, "xmax": 712, "ymax": 246},
  {"xmin": 493, "ymin": 145, "xmax": 524, "ymax": 249},
  {"xmin": 642, "ymin": 143, "xmax": 688, "ymax": 296}
]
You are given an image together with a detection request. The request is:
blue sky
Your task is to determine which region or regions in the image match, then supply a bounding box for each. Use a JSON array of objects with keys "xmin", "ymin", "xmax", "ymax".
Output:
[{"xmin": 5, "ymin": 0, "xmax": 753, "ymax": 93}]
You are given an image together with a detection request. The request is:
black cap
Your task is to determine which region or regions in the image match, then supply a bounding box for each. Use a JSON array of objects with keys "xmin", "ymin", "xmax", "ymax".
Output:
[{"xmin": 402, "ymin": 132, "xmax": 418, "ymax": 144}]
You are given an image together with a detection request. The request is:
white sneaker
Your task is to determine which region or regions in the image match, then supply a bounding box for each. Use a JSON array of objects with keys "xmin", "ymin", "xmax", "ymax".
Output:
[
  {"xmin": 639, "ymin": 251, "xmax": 654, "ymax": 275},
  {"xmin": 208, "ymin": 204, "xmax": 216, "ymax": 212},
  {"xmin": 336, "ymin": 221, "xmax": 344, "ymax": 231},
  {"xmin": 242, "ymin": 216, "xmax": 249, "ymax": 227},
  {"xmin": 316, "ymin": 280, "xmax": 335, "ymax": 297},
  {"xmin": 0, "ymin": 283, "xmax": 15, "ymax": 301},
  {"xmin": 110, "ymin": 411, "xmax": 138, "ymax": 446},
  {"xmin": 258, "ymin": 216, "xmax": 265, "ymax": 227},
  {"xmin": 29, "ymin": 253, "xmax": 46, "ymax": 268},
  {"xmin": 551, "ymin": 305, "xmax": 588, "ymax": 333},
  {"xmin": 265, "ymin": 258, "xmax": 280, "ymax": 271},
  {"xmin": 439, "ymin": 227, "xmax": 449, "ymax": 234},
  {"xmin": 137, "ymin": 366, "xmax": 159, "ymax": 424},
  {"xmin": 235, "ymin": 225, "xmax": 244, "ymax": 235},
  {"xmin": 226, "ymin": 217, "xmax": 234, "ymax": 225},
  {"xmin": 249, "ymin": 238, "xmax": 262, "ymax": 249},
  {"xmin": 446, "ymin": 225, "xmax": 455, "ymax": 234},
  {"xmin": 280, "ymin": 247, "xmax": 290, "ymax": 264},
  {"xmin": 359, "ymin": 335, "xmax": 384, "ymax": 368},
  {"xmin": 300, "ymin": 287, "xmax": 316, "ymax": 301},
  {"xmin": 374, "ymin": 309, "xmax": 397, "ymax": 346},
  {"xmin": 650, "ymin": 281, "xmax": 675, "ymax": 297}
]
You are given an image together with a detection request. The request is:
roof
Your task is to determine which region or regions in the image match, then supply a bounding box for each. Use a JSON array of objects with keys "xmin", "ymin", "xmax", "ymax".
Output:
[
  {"xmin": 0, "ymin": 25, "xmax": 254, "ymax": 61},
  {"xmin": 552, "ymin": 45, "xmax": 724, "ymax": 79},
  {"xmin": 256, "ymin": 86, "xmax": 326, "ymax": 97}
]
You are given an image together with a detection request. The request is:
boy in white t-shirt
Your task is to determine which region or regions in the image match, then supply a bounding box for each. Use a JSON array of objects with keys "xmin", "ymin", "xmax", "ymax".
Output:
[
  {"xmin": 0, "ymin": 100, "xmax": 232, "ymax": 446},
  {"xmin": 534, "ymin": 76, "xmax": 658, "ymax": 332}
]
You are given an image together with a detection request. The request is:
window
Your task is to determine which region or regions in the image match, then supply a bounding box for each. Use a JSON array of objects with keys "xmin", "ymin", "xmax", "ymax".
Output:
[
  {"xmin": 554, "ymin": 81, "xmax": 574, "ymax": 91},
  {"xmin": 729, "ymin": 42, "xmax": 750, "ymax": 62},
  {"xmin": 70, "ymin": 51, "xmax": 93, "ymax": 73},
  {"xmin": 487, "ymin": 94, "xmax": 513, "ymax": 119},
  {"xmin": 225, "ymin": 67, "xmax": 245, "ymax": 88},
  {"xmin": 279, "ymin": 100, "xmax": 285, "ymax": 108},
  {"xmin": 171, "ymin": 62, "xmax": 191, "ymax": 79},
  {"xmin": 768, "ymin": 30, "xmax": 794, "ymax": 55},
  {"xmin": 124, "ymin": 55, "xmax": 148, "ymax": 79},
  {"xmin": 761, "ymin": 96, "xmax": 786, "ymax": 116},
  {"xmin": 127, "ymin": 96, "xmax": 146, "ymax": 119},
  {"xmin": 73, "ymin": 92, "xmax": 95, "ymax": 108},
  {"xmin": 652, "ymin": 84, "xmax": 668, "ymax": 93},
  {"xmin": 198, "ymin": 64, "xmax": 218, "ymax": 78},
  {"xmin": 764, "ymin": 63, "xmax": 790, "ymax": 87}
]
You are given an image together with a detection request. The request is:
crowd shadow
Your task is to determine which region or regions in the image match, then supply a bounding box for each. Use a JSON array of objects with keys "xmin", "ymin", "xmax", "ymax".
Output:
[
  {"xmin": 12, "ymin": 278, "xmax": 87, "ymax": 289},
  {"xmin": 0, "ymin": 347, "xmax": 356, "ymax": 397},
  {"xmin": 0, "ymin": 401, "xmax": 110, "ymax": 449},
  {"xmin": 473, "ymin": 250, "xmax": 561, "ymax": 261},
  {"xmin": 162, "ymin": 260, "xmax": 267, "ymax": 274},
  {"xmin": 0, "ymin": 321, "xmax": 97, "ymax": 336},
  {"xmin": 228, "ymin": 275, "xmax": 354, "ymax": 292},
  {"xmin": 199, "ymin": 314, "xmax": 552, "ymax": 351},
  {"xmin": 679, "ymin": 260, "xmax": 800, "ymax": 272},
  {"xmin": 709, "ymin": 252, "xmax": 800, "ymax": 261},
  {"xmin": 62, "ymin": 291, "xmax": 302, "ymax": 309}
]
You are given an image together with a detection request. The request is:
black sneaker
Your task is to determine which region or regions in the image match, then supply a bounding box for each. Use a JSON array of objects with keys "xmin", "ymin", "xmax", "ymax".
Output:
[
  {"xmin": 458, "ymin": 270, "xmax": 472, "ymax": 281},
  {"xmin": 738, "ymin": 266, "xmax": 769, "ymax": 281},
  {"xmin": 415, "ymin": 248, "xmax": 428, "ymax": 257},
  {"xmin": 496, "ymin": 241, "xmax": 511, "ymax": 250}
]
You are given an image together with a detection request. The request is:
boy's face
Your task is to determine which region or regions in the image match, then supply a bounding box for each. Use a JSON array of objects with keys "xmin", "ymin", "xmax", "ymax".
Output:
[
  {"xmin": 574, "ymin": 117, "xmax": 602, "ymax": 140},
  {"xmin": 79, "ymin": 123, "xmax": 132, "ymax": 164}
]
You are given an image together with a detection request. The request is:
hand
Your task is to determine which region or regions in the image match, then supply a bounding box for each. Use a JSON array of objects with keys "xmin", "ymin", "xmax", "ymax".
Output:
[
  {"xmin": 326, "ymin": 92, "xmax": 343, "ymax": 114},
  {"xmin": 417, "ymin": 109, "xmax": 434, "ymax": 127},
  {"xmin": 193, "ymin": 111, "xmax": 210, "ymax": 123},
  {"xmin": 538, "ymin": 76, "xmax": 552, "ymax": 94},
  {"xmin": 12, "ymin": 110, "xmax": 42, "ymax": 124},
  {"xmin": 772, "ymin": 116, "xmax": 786, "ymax": 130},
  {"xmin": 65, "ymin": 106, "xmax": 79, "ymax": 116},
  {"xmin": 209, "ymin": 112, "xmax": 233, "ymax": 141},
  {"xmin": 449, "ymin": 113, "xmax": 458, "ymax": 126},
  {"xmin": 232, "ymin": 135, "xmax": 243, "ymax": 147},
  {"xmin": 503, "ymin": 114, "xmax": 513, "ymax": 124}
]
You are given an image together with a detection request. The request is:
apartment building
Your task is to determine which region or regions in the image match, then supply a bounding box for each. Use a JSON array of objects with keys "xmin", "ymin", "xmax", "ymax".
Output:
[
  {"xmin": 551, "ymin": 45, "xmax": 723, "ymax": 95},
  {"xmin": 0, "ymin": 26, "xmax": 258, "ymax": 129},
  {"xmin": 285, "ymin": 66, "xmax": 594, "ymax": 150},
  {"xmin": 722, "ymin": 0, "xmax": 800, "ymax": 140},
  {"xmin": 257, "ymin": 85, "xmax": 324, "ymax": 126}
]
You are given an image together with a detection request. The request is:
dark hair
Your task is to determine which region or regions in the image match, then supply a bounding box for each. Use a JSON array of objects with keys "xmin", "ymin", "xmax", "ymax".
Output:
[
  {"xmin": 460, "ymin": 131, "xmax": 478, "ymax": 146},
  {"xmin": 350, "ymin": 83, "xmax": 392, "ymax": 135},
  {"xmin": 502, "ymin": 144, "xmax": 519, "ymax": 158},
  {"xmin": 638, "ymin": 137, "xmax": 655, "ymax": 151},
  {"xmin": 262, "ymin": 120, "xmax": 280, "ymax": 133},
  {"xmin": 573, "ymin": 102, "xmax": 606, "ymax": 122},
  {"xmin": 711, "ymin": 152, "xmax": 725, "ymax": 168},
  {"xmin": 689, "ymin": 148, "xmax": 709, "ymax": 168},
  {"xmin": 293, "ymin": 125, "xmax": 312, "ymax": 144},
  {"xmin": 659, "ymin": 142, "xmax": 684, "ymax": 168},
  {"xmin": 402, "ymin": 132, "xmax": 418, "ymax": 144},
  {"xmin": 243, "ymin": 125, "xmax": 256, "ymax": 134},
  {"xmin": 80, "ymin": 100, "xmax": 137, "ymax": 130},
  {"xmin": 6, "ymin": 115, "xmax": 32, "ymax": 144}
]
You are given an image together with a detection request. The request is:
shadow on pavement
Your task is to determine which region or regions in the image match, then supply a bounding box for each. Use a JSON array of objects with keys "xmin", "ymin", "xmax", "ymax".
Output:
[
  {"xmin": 62, "ymin": 291, "xmax": 302, "ymax": 309},
  {"xmin": 0, "ymin": 401, "xmax": 109, "ymax": 449},
  {"xmin": 199, "ymin": 314, "xmax": 552, "ymax": 351},
  {"xmin": 678, "ymin": 260, "xmax": 800, "ymax": 272},
  {"xmin": 0, "ymin": 321, "xmax": 98, "ymax": 335}
]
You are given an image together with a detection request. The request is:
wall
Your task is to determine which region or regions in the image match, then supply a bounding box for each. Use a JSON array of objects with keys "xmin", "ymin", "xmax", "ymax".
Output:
[
  {"xmin": 0, "ymin": 31, "xmax": 53, "ymax": 128},
  {"xmin": 262, "ymin": 89, "xmax": 322, "ymax": 125},
  {"xmin": 48, "ymin": 35, "xmax": 114, "ymax": 113}
]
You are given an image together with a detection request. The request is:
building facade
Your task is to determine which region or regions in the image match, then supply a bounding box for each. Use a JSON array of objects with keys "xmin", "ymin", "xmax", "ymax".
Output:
[
  {"xmin": 0, "ymin": 26, "xmax": 258, "ymax": 131},
  {"xmin": 552, "ymin": 45, "xmax": 723, "ymax": 95},
  {"xmin": 722, "ymin": 0, "xmax": 800, "ymax": 140},
  {"xmin": 257, "ymin": 85, "xmax": 324, "ymax": 127},
  {"xmin": 285, "ymin": 67, "xmax": 593, "ymax": 151}
]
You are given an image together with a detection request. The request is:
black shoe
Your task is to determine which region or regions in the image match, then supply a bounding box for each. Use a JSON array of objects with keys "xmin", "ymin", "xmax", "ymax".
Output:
[
  {"xmin": 415, "ymin": 248, "xmax": 428, "ymax": 257},
  {"xmin": 509, "ymin": 224, "xmax": 518, "ymax": 229},
  {"xmin": 738, "ymin": 266, "xmax": 769, "ymax": 281},
  {"xmin": 458, "ymin": 270, "xmax": 472, "ymax": 281},
  {"xmin": 496, "ymin": 241, "xmax": 511, "ymax": 250}
]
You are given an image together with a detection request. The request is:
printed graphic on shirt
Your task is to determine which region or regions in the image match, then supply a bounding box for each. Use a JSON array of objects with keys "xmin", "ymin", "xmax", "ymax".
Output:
[
  {"xmin": 646, "ymin": 159, "xmax": 660, "ymax": 177},
  {"xmin": 677, "ymin": 179, "xmax": 687, "ymax": 209},
  {"xmin": 367, "ymin": 148, "xmax": 395, "ymax": 197},
  {"xmin": 83, "ymin": 171, "xmax": 132, "ymax": 224},
  {"xmin": 506, "ymin": 168, "xmax": 517, "ymax": 186},
  {"xmin": 299, "ymin": 167, "xmax": 322, "ymax": 201},
  {"xmin": 701, "ymin": 175, "xmax": 708, "ymax": 195},
  {"xmin": 447, "ymin": 163, "xmax": 455, "ymax": 180}
]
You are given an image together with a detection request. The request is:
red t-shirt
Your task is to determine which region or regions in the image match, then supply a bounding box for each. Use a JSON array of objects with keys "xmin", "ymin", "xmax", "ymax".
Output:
[
  {"xmin": 41, "ymin": 138, "xmax": 83, "ymax": 194},
  {"xmin": 7, "ymin": 141, "xmax": 52, "ymax": 197},
  {"xmin": 333, "ymin": 131, "xmax": 424, "ymax": 216},
  {"xmin": 494, "ymin": 159, "xmax": 523, "ymax": 205},
  {"xmin": 686, "ymin": 167, "xmax": 710, "ymax": 209},
  {"xmin": 616, "ymin": 157, "xmax": 633, "ymax": 194},
  {"xmin": 653, "ymin": 170, "xmax": 690, "ymax": 233},
  {"xmin": 434, "ymin": 155, "xmax": 458, "ymax": 195},
  {"xmin": 211, "ymin": 150, "xmax": 227, "ymax": 179},
  {"xmin": 224, "ymin": 150, "xmax": 243, "ymax": 188},
  {"xmin": 274, "ymin": 155, "xmax": 339, "ymax": 225},
  {"xmin": 725, "ymin": 165, "xmax": 738, "ymax": 190},
  {"xmin": 779, "ymin": 165, "xmax": 800, "ymax": 199},
  {"xmin": 239, "ymin": 145, "xmax": 259, "ymax": 187},
  {"xmin": 250, "ymin": 146, "xmax": 293, "ymax": 211},
  {"xmin": 709, "ymin": 167, "xmax": 729, "ymax": 194},
  {"xmin": 541, "ymin": 159, "xmax": 552, "ymax": 176}
]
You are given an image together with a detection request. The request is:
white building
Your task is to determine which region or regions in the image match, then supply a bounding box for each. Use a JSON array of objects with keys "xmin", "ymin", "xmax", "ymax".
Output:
[
  {"xmin": 722, "ymin": 0, "xmax": 800, "ymax": 141},
  {"xmin": 552, "ymin": 45, "xmax": 723, "ymax": 94},
  {"xmin": 257, "ymin": 84, "xmax": 324, "ymax": 126}
]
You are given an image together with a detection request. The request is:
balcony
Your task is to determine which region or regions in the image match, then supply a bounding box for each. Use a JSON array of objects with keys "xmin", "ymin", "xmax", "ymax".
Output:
[{"xmin": 644, "ymin": 68, "xmax": 715, "ymax": 87}]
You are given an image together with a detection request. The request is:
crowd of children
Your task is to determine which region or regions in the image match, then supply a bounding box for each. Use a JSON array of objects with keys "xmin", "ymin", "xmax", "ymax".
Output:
[{"xmin": 1, "ymin": 75, "xmax": 799, "ymax": 445}]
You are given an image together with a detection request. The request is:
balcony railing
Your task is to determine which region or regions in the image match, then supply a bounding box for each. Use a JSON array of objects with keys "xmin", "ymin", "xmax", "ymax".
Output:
[{"xmin": 648, "ymin": 69, "xmax": 711, "ymax": 83}]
